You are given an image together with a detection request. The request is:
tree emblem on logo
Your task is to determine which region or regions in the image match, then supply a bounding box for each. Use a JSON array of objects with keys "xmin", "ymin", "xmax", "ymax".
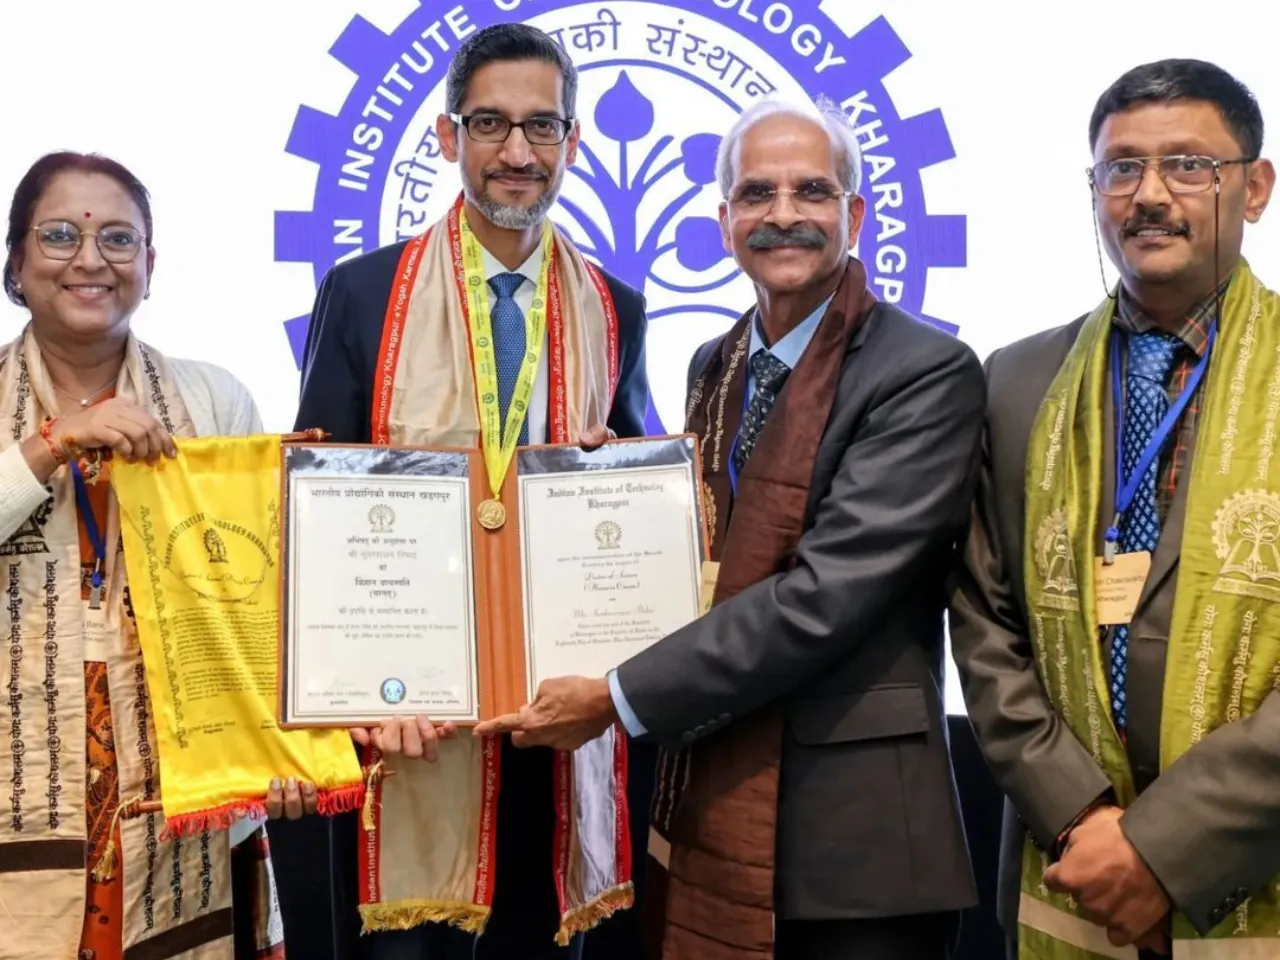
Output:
[
  {"xmin": 203, "ymin": 528, "xmax": 228, "ymax": 565},
  {"xmin": 594, "ymin": 519, "xmax": 623, "ymax": 549},
  {"xmin": 368, "ymin": 503, "xmax": 396, "ymax": 534},
  {"xmin": 558, "ymin": 71, "xmax": 736, "ymax": 322}
]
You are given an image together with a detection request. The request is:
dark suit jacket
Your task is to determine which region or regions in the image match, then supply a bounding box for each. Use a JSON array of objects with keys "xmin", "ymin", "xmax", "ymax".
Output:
[
  {"xmin": 949, "ymin": 316, "xmax": 1280, "ymax": 938},
  {"xmin": 293, "ymin": 238, "xmax": 651, "ymax": 442},
  {"xmin": 277, "ymin": 239, "xmax": 651, "ymax": 959},
  {"xmin": 615, "ymin": 302, "xmax": 984, "ymax": 921}
]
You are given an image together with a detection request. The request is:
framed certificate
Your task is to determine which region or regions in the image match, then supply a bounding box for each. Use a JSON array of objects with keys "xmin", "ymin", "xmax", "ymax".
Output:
[
  {"xmin": 516, "ymin": 437, "xmax": 705, "ymax": 701},
  {"xmin": 277, "ymin": 436, "xmax": 708, "ymax": 726},
  {"xmin": 278, "ymin": 445, "xmax": 483, "ymax": 727}
]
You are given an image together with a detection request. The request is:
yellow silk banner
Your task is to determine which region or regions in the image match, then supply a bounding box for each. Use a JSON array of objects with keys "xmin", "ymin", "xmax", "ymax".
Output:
[{"xmin": 112, "ymin": 434, "xmax": 363, "ymax": 835}]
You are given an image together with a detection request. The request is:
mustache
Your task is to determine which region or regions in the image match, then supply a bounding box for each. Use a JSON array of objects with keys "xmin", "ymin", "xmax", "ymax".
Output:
[
  {"xmin": 483, "ymin": 165, "xmax": 551, "ymax": 181},
  {"xmin": 746, "ymin": 223, "xmax": 827, "ymax": 251},
  {"xmin": 1122, "ymin": 212, "xmax": 1190, "ymax": 237}
]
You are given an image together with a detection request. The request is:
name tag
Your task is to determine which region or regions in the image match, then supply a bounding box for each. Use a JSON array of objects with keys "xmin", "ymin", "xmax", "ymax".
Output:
[
  {"xmin": 83, "ymin": 603, "xmax": 112, "ymax": 663},
  {"xmin": 699, "ymin": 560, "xmax": 720, "ymax": 615},
  {"xmin": 1094, "ymin": 551, "xmax": 1152, "ymax": 626}
]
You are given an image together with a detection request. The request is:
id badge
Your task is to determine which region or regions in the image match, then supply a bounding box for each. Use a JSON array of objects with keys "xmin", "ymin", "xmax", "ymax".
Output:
[{"xmin": 1094, "ymin": 551, "xmax": 1151, "ymax": 626}]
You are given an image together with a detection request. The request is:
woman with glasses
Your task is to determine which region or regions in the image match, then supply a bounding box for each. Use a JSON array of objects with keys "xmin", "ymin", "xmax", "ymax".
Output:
[{"xmin": 0, "ymin": 151, "xmax": 307, "ymax": 960}]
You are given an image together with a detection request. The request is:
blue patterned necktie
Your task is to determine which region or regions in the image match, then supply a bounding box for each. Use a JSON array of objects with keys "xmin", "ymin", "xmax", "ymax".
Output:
[
  {"xmin": 1110, "ymin": 330, "xmax": 1182, "ymax": 732},
  {"xmin": 489, "ymin": 272, "xmax": 529, "ymax": 445},
  {"xmin": 733, "ymin": 349, "xmax": 791, "ymax": 475}
]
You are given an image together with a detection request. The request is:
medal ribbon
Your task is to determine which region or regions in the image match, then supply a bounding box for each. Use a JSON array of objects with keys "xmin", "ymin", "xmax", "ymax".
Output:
[{"xmin": 452, "ymin": 205, "xmax": 553, "ymax": 503}]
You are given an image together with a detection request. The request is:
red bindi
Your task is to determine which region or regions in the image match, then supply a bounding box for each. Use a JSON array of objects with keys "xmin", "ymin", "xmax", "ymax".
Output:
[{"xmin": 84, "ymin": 212, "xmax": 91, "ymax": 220}]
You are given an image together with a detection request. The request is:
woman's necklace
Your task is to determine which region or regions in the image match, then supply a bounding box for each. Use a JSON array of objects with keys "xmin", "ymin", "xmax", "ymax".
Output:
[{"xmin": 52, "ymin": 379, "xmax": 115, "ymax": 408}]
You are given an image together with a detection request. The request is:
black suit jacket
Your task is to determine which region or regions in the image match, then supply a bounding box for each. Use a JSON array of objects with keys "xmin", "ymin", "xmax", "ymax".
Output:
[
  {"xmin": 615, "ymin": 302, "xmax": 985, "ymax": 921},
  {"xmin": 293, "ymin": 238, "xmax": 650, "ymax": 442}
]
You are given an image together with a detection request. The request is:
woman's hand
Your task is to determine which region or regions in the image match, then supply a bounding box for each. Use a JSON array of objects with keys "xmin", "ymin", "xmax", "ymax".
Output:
[
  {"xmin": 265, "ymin": 777, "xmax": 317, "ymax": 820},
  {"xmin": 56, "ymin": 398, "xmax": 177, "ymax": 464}
]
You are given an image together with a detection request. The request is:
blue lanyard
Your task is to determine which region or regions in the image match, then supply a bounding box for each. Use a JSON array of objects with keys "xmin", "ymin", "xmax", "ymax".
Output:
[
  {"xmin": 1104, "ymin": 325, "xmax": 1216, "ymax": 562},
  {"xmin": 70, "ymin": 460, "xmax": 107, "ymax": 608}
]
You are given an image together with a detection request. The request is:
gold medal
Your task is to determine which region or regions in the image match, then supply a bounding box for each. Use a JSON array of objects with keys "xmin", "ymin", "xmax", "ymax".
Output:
[{"xmin": 477, "ymin": 498, "xmax": 506, "ymax": 531}]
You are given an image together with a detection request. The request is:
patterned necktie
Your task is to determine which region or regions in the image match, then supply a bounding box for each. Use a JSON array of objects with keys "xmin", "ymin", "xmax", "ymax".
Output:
[
  {"xmin": 1110, "ymin": 330, "xmax": 1182, "ymax": 732},
  {"xmin": 733, "ymin": 349, "xmax": 791, "ymax": 475},
  {"xmin": 489, "ymin": 272, "xmax": 529, "ymax": 445}
]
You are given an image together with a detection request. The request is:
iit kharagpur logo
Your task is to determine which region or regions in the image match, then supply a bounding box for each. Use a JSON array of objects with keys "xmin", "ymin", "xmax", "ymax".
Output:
[{"xmin": 275, "ymin": 0, "xmax": 966, "ymax": 433}]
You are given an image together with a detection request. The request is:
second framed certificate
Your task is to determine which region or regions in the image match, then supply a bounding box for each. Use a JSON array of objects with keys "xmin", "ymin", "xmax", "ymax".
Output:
[{"xmin": 516, "ymin": 438, "xmax": 704, "ymax": 701}]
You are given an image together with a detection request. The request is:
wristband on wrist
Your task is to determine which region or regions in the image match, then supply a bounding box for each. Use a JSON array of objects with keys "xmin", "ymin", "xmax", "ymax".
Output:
[{"xmin": 39, "ymin": 418, "xmax": 70, "ymax": 465}]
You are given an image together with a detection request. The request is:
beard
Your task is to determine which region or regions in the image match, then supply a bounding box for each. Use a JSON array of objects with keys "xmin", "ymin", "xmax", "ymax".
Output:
[{"xmin": 464, "ymin": 169, "xmax": 563, "ymax": 230}]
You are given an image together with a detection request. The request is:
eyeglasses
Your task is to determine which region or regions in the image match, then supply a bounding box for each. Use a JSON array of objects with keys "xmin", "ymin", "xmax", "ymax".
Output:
[
  {"xmin": 1088, "ymin": 155, "xmax": 1255, "ymax": 197},
  {"xmin": 30, "ymin": 220, "xmax": 146, "ymax": 263},
  {"xmin": 727, "ymin": 180, "xmax": 852, "ymax": 213},
  {"xmin": 450, "ymin": 112, "xmax": 573, "ymax": 146}
]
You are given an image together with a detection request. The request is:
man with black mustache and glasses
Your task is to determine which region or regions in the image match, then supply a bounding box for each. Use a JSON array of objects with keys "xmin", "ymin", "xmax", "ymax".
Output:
[
  {"xmin": 472, "ymin": 95, "xmax": 986, "ymax": 960},
  {"xmin": 281, "ymin": 22, "xmax": 652, "ymax": 960},
  {"xmin": 950, "ymin": 60, "xmax": 1280, "ymax": 960}
]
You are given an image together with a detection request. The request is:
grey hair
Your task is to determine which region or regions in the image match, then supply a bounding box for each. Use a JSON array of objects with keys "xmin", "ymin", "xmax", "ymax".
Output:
[{"xmin": 715, "ymin": 94, "xmax": 863, "ymax": 198}]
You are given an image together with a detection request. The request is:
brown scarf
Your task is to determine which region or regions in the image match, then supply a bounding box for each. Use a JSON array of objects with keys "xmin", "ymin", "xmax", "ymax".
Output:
[{"xmin": 644, "ymin": 258, "xmax": 876, "ymax": 959}]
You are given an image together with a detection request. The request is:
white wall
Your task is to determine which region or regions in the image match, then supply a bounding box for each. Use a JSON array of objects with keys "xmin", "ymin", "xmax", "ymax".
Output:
[{"xmin": 3, "ymin": 0, "xmax": 1277, "ymax": 712}]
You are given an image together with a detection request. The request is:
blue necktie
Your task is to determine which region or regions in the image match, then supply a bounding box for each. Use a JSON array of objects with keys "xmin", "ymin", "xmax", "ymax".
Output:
[
  {"xmin": 489, "ymin": 272, "xmax": 528, "ymax": 445},
  {"xmin": 733, "ymin": 349, "xmax": 791, "ymax": 475},
  {"xmin": 1110, "ymin": 331, "xmax": 1182, "ymax": 732}
]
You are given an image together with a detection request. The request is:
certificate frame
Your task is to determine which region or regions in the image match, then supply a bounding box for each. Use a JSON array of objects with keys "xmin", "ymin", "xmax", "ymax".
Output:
[
  {"xmin": 276, "ymin": 442, "xmax": 499, "ymax": 729},
  {"xmin": 514, "ymin": 436, "xmax": 708, "ymax": 702},
  {"xmin": 276, "ymin": 435, "xmax": 708, "ymax": 728}
]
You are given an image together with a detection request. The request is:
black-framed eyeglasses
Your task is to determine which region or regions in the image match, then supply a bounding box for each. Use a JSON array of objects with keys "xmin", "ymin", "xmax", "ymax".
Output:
[
  {"xmin": 30, "ymin": 220, "xmax": 147, "ymax": 263},
  {"xmin": 450, "ymin": 112, "xmax": 573, "ymax": 146},
  {"xmin": 1087, "ymin": 154, "xmax": 1255, "ymax": 197},
  {"xmin": 727, "ymin": 179, "xmax": 852, "ymax": 212}
]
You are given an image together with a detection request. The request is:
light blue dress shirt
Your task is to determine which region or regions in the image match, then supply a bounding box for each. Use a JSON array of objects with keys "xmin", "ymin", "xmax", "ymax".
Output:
[{"xmin": 608, "ymin": 295, "xmax": 834, "ymax": 737}]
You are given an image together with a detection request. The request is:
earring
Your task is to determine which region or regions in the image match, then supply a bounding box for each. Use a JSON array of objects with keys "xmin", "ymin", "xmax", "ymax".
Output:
[{"xmin": 144, "ymin": 290, "xmax": 151, "ymax": 299}]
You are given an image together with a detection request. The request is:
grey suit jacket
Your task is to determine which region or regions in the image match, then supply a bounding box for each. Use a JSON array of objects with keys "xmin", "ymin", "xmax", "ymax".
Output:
[
  {"xmin": 949, "ymin": 316, "xmax": 1280, "ymax": 937},
  {"xmin": 615, "ymin": 302, "xmax": 984, "ymax": 921}
]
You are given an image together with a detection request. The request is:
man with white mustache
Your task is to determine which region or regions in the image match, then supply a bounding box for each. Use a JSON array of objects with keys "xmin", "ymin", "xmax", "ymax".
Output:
[
  {"xmin": 286, "ymin": 22, "xmax": 652, "ymax": 960},
  {"xmin": 474, "ymin": 94, "xmax": 986, "ymax": 960}
]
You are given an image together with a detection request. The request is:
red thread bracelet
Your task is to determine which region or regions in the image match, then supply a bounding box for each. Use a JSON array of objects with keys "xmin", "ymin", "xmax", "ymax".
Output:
[{"xmin": 39, "ymin": 418, "xmax": 69, "ymax": 465}]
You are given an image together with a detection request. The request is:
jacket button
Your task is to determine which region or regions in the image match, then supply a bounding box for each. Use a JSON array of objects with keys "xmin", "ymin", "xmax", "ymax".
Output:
[
  {"xmin": 1235, "ymin": 887, "xmax": 1249, "ymax": 899},
  {"xmin": 1209, "ymin": 906, "xmax": 1226, "ymax": 925}
]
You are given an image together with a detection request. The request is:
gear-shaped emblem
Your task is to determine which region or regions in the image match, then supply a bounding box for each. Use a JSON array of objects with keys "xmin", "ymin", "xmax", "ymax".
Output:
[{"xmin": 275, "ymin": 1, "xmax": 967, "ymax": 432}]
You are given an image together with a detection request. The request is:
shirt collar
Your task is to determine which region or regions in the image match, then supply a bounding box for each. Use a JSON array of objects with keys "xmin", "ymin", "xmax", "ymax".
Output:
[
  {"xmin": 749, "ymin": 295, "xmax": 833, "ymax": 371},
  {"xmin": 480, "ymin": 239, "xmax": 546, "ymax": 288},
  {"xmin": 1112, "ymin": 277, "xmax": 1230, "ymax": 359}
]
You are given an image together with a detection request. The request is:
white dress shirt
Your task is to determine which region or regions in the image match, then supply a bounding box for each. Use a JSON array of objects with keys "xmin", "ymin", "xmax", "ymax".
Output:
[{"xmin": 480, "ymin": 242, "xmax": 549, "ymax": 444}]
